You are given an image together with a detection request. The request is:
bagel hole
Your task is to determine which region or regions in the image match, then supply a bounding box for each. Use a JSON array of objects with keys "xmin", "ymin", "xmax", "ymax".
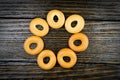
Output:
[
  {"xmin": 30, "ymin": 43, "xmax": 37, "ymax": 49},
  {"xmin": 63, "ymin": 56, "xmax": 71, "ymax": 62},
  {"xmin": 53, "ymin": 15, "xmax": 58, "ymax": 22},
  {"xmin": 71, "ymin": 21, "xmax": 77, "ymax": 28},
  {"xmin": 74, "ymin": 40, "xmax": 82, "ymax": 46},
  {"xmin": 43, "ymin": 57, "xmax": 50, "ymax": 64},
  {"xmin": 36, "ymin": 25, "xmax": 43, "ymax": 30}
]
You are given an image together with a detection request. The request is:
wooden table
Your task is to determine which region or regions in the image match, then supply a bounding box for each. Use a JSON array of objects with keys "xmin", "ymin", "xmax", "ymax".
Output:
[{"xmin": 0, "ymin": 0, "xmax": 120, "ymax": 79}]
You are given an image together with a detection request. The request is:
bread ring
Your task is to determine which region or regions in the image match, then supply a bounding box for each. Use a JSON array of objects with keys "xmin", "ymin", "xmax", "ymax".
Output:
[
  {"xmin": 30, "ymin": 18, "xmax": 49, "ymax": 37},
  {"xmin": 24, "ymin": 36, "xmax": 44, "ymax": 55},
  {"xmin": 37, "ymin": 50, "xmax": 56, "ymax": 70},
  {"xmin": 47, "ymin": 9, "xmax": 65, "ymax": 29},
  {"xmin": 57, "ymin": 48, "xmax": 77, "ymax": 68},
  {"xmin": 69, "ymin": 33, "xmax": 89, "ymax": 52},
  {"xmin": 65, "ymin": 14, "xmax": 85, "ymax": 33}
]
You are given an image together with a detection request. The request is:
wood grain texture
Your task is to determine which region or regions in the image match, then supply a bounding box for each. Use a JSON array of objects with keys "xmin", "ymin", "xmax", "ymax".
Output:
[
  {"xmin": 0, "ymin": 61, "xmax": 120, "ymax": 79},
  {"xmin": 0, "ymin": 19, "xmax": 120, "ymax": 79},
  {"xmin": 0, "ymin": 0, "xmax": 120, "ymax": 79},
  {"xmin": 0, "ymin": 19, "xmax": 120, "ymax": 64},
  {"xmin": 0, "ymin": 0, "xmax": 120, "ymax": 20}
]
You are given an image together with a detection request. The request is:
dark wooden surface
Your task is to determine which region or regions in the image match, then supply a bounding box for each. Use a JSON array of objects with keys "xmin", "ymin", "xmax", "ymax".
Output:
[{"xmin": 0, "ymin": 0, "xmax": 120, "ymax": 79}]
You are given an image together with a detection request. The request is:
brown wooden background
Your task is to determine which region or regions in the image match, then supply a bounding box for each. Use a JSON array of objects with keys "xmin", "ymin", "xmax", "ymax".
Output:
[{"xmin": 0, "ymin": 0, "xmax": 120, "ymax": 79}]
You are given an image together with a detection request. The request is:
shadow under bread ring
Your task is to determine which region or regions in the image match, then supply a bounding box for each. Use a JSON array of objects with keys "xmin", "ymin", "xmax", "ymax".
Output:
[
  {"xmin": 65, "ymin": 14, "xmax": 85, "ymax": 33},
  {"xmin": 24, "ymin": 36, "xmax": 44, "ymax": 55},
  {"xmin": 37, "ymin": 50, "xmax": 56, "ymax": 70},
  {"xmin": 57, "ymin": 48, "xmax": 77, "ymax": 68},
  {"xmin": 69, "ymin": 33, "xmax": 89, "ymax": 52},
  {"xmin": 47, "ymin": 9, "xmax": 65, "ymax": 29},
  {"xmin": 30, "ymin": 18, "xmax": 49, "ymax": 37}
]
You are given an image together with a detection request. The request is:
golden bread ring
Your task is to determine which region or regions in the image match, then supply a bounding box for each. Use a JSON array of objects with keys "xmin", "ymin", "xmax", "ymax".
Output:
[
  {"xmin": 69, "ymin": 33, "xmax": 89, "ymax": 52},
  {"xmin": 65, "ymin": 14, "xmax": 85, "ymax": 33},
  {"xmin": 47, "ymin": 9, "xmax": 65, "ymax": 29},
  {"xmin": 24, "ymin": 36, "xmax": 44, "ymax": 55},
  {"xmin": 37, "ymin": 50, "xmax": 56, "ymax": 70},
  {"xmin": 30, "ymin": 18, "xmax": 49, "ymax": 37},
  {"xmin": 57, "ymin": 48, "xmax": 77, "ymax": 68}
]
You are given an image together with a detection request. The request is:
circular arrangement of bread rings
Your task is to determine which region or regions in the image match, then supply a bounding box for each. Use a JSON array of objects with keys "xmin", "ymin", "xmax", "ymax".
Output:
[{"xmin": 24, "ymin": 9, "xmax": 89, "ymax": 70}]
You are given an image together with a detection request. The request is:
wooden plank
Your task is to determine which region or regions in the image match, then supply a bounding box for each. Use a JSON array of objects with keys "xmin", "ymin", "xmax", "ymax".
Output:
[
  {"xmin": 0, "ymin": 60, "xmax": 119, "ymax": 79},
  {"xmin": 0, "ymin": 19, "xmax": 120, "ymax": 64},
  {"xmin": 0, "ymin": 0, "xmax": 119, "ymax": 20},
  {"xmin": 0, "ymin": 0, "xmax": 120, "ymax": 79}
]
